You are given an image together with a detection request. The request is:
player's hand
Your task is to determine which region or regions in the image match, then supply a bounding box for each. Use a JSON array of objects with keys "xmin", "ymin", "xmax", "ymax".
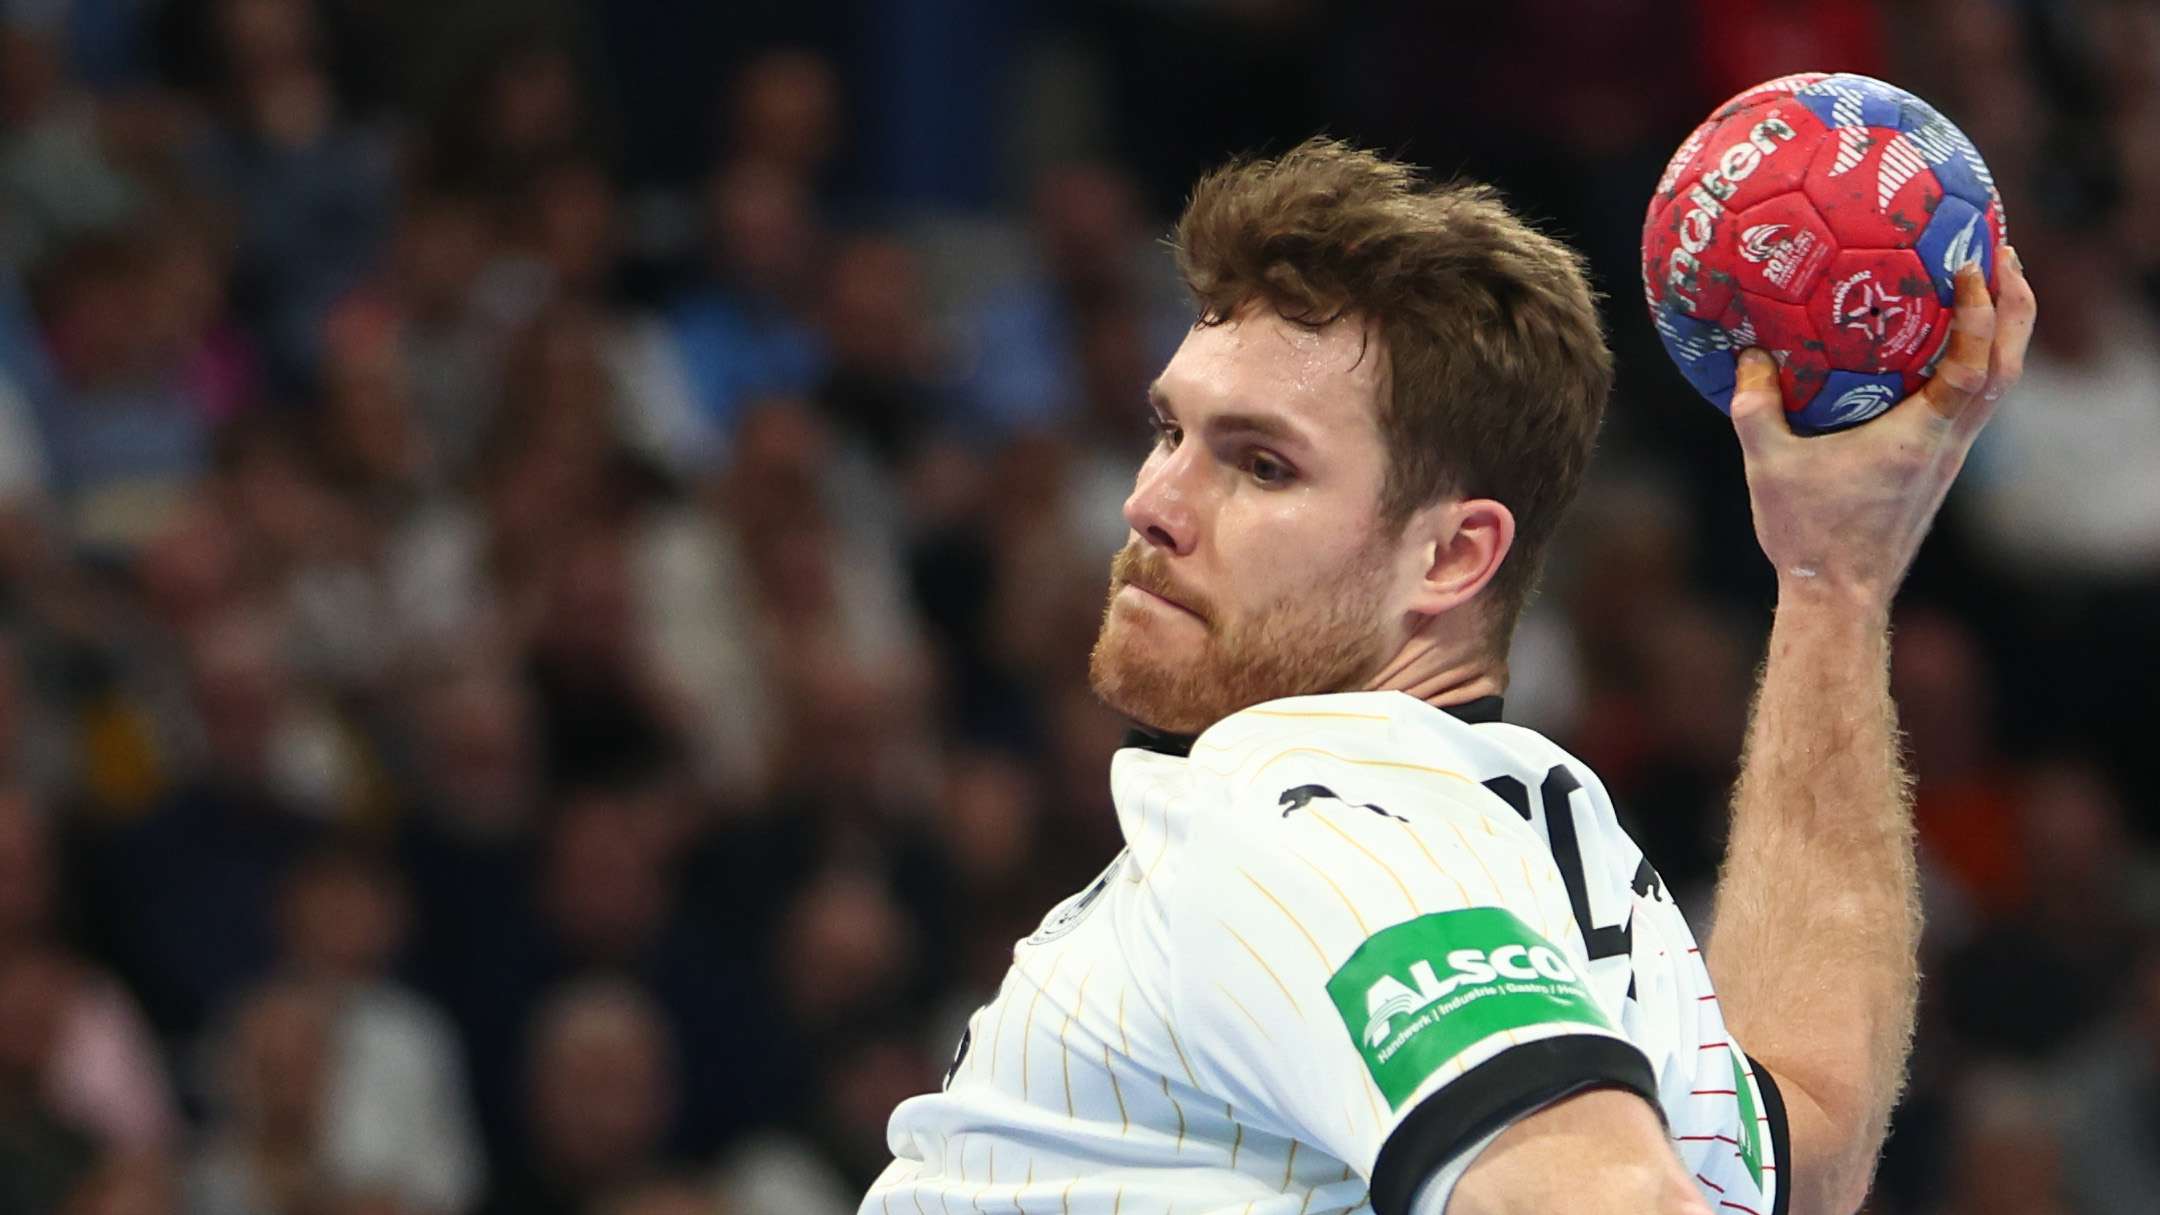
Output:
[{"xmin": 1729, "ymin": 242, "xmax": 2036, "ymax": 614}]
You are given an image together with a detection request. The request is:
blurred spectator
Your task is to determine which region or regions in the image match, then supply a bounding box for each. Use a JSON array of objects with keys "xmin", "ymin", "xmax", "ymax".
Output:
[
  {"xmin": 0, "ymin": 629, "xmax": 75, "ymax": 805},
  {"xmin": 934, "ymin": 750, "xmax": 1045, "ymax": 989},
  {"xmin": 770, "ymin": 867, "xmax": 922, "ymax": 1041},
  {"xmin": 187, "ymin": 977, "xmax": 337, "ymax": 1215},
  {"xmin": 30, "ymin": 228, "xmax": 228, "ymax": 550},
  {"xmin": 2059, "ymin": 946, "xmax": 2160, "ymax": 1215},
  {"xmin": 592, "ymin": 1175, "xmax": 726, "ymax": 1215},
  {"xmin": 1557, "ymin": 476, "xmax": 1744, "ymax": 903},
  {"xmin": 0, "ymin": 791, "xmax": 177, "ymax": 1154},
  {"xmin": 724, "ymin": 49, "xmax": 840, "ymax": 185},
  {"xmin": 1940, "ymin": 757, "xmax": 2159, "ymax": 1057},
  {"xmin": 75, "ymin": 607, "xmax": 334, "ymax": 1041},
  {"xmin": 664, "ymin": 160, "xmax": 828, "ymax": 458},
  {"xmin": 1925, "ymin": 1065, "xmax": 2076, "ymax": 1215},
  {"xmin": 1056, "ymin": 288, "xmax": 1168, "ymax": 559},
  {"xmin": 523, "ymin": 521, "xmax": 680, "ymax": 792},
  {"xmin": 276, "ymin": 845, "xmax": 484, "ymax": 1215},
  {"xmin": 0, "ymin": 7, "xmax": 140, "ymax": 268},
  {"xmin": 813, "ymin": 234, "xmax": 945, "ymax": 466},
  {"xmin": 0, "ymin": 946, "xmax": 101, "ymax": 1213},
  {"xmin": 716, "ymin": 1030, "xmax": 930, "ymax": 1215},
  {"xmin": 420, "ymin": 34, "xmax": 597, "ymax": 197},
  {"xmin": 538, "ymin": 781, "xmax": 778, "ymax": 1157},
  {"xmin": 591, "ymin": 1176, "xmax": 725, "ymax": 1210},
  {"xmin": 1964, "ymin": 218, "xmax": 2160, "ymax": 581},
  {"xmin": 484, "ymin": 979, "xmax": 678, "ymax": 1215},
  {"xmin": 376, "ymin": 187, "xmax": 503, "ymax": 479},
  {"xmin": 953, "ymin": 162, "xmax": 1186, "ymax": 438},
  {"xmin": 184, "ymin": 0, "xmax": 393, "ymax": 387},
  {"xmin": 699, "ymin": 399, "xmax": 930, "ymax": 798},
  {"xmin": 1892, "ymin": 609, "xmax": 2023, "ymax": 924},
  {"xmin": 62, "ymin": 1150, "xmax": 180, "ymax": 1215},
  {"xmin": 1955, "ymin": 209, "xmax": 2160, "ymax": 800}
]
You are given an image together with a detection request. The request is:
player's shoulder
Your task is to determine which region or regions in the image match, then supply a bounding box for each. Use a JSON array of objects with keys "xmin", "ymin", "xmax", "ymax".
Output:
[
  {"xmin": 1188, "ymin": 690, "xmax": 1531, "ymax": 793},
  {"xmin": 1172, "ymin": 691, "xmax": 1546, "ymax": 845}
]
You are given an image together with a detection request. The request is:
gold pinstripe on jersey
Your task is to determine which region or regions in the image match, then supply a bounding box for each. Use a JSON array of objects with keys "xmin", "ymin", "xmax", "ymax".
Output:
[
  {"xmin": 1212, "ymin": 981, "xmax": 1273, "ymax": 1042},
  {"xmin": 1100, "ymin": 1044, "xmax": 1129, "ymax": 1134},
  {"xmin": 1302, "ymin": 806, "xmax": 1417, "ymax": 914},
  {"xmin": 1220, "ymin": 919, "xmax": 1305, "ymax": 1018},
  {"xmin": 1019, "ymin": 952, "xmax": 1066, "ymax": 1100},
  {"xmin": 1239, "ymin": 868, "xmax": 1331, "ymax": 969},
  {"xmin": 1242, "ymin": 708, "xmax": 1391, "ymax": 724},
  {"xmin": 1445, "ymin": 818, "xmax": 1509, "ymax": 904},
  {"xmin": 1157, "ymin": 1003, "xmax": 1196, "ymax": 1085},
  {"xmin": 1160, "ymin": 1074, "xmax": 1186, "ymax": 1151},
  {"xmin": 1061, "ymin": 964, "xmax": 1097, "ymax": 1117},
  {"xmin": 1250, "ymin": 745, "xmax": 1474, "ymax": 787},
  {"xmin": 1292, "ymin": 853, "xmax": 1370, "ymax": 935},
  {"xmin": 1391, "ymin": 819, "xmax": 1475, "ymax": 906}
]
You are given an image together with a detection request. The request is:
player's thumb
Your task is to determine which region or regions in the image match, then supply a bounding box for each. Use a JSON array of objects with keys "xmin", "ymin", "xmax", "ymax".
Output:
[{"xmin": 1727, "ymin": 350, "xmax": 1789, "ymax": 455}]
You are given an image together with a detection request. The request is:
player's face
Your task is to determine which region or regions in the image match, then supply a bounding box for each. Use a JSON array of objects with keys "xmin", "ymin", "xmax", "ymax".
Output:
[{"xmin": 1090, "ymin": 307, "xmax": 1415, "ymax": 735}]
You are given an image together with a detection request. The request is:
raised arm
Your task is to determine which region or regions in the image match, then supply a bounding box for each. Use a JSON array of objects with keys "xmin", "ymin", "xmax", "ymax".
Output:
[{"xmin": 1705, "ymin": 250, "xmax": 2037, "ymax": 1215}]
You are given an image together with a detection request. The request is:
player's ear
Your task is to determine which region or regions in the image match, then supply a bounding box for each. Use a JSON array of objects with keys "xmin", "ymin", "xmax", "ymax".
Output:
[{"xmin": 1404, "ymin": 497, "xmax": 1515, "ymax": 617}]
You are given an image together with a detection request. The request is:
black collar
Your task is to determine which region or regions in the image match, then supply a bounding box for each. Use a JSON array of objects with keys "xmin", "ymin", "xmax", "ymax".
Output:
[
  {"xmin": 1446, "ymin": 695, "xmax": 1506, "ymax": 724},
  {"xmin": 1121, "ymin": 724, "xmax": 1196, "ymax": 757},
  {"xmin": 1121, "ymin": 695, "xmax": 1504, "ymax": 756}
]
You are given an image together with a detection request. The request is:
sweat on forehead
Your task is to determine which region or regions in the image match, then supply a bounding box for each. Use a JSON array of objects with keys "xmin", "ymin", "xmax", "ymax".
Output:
[{"xmin": 1162, "ymin": 307, "xmax": 1387, "ymax": 412}]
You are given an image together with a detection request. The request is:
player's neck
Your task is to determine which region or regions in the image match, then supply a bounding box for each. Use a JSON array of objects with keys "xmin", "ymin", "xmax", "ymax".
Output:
[{"xmin": 1362, "ymin": 626, "xmax": 1508, "ymax": 714}]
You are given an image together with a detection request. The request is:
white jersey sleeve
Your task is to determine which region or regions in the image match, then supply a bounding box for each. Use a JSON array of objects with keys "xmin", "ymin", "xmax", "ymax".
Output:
[{"xmin": 1159, "ymin": 734, "xmax": 1660, "ymax": 1214}]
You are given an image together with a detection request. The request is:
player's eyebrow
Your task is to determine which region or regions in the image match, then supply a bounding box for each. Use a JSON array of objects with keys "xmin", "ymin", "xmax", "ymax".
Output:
[{"xmin": 1147, "ymin": 381, "xmax": 1312, "ymax": 451}]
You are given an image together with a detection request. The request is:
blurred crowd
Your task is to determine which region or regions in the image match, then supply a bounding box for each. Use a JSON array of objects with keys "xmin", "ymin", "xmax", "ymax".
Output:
[{"xmin": 0, "ymin": 1, "xmax": 2155, "ymax": 1213}]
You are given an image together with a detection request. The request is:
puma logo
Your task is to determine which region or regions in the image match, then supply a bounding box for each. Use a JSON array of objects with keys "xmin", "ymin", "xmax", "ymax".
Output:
[{"xmin": 1278, "ymin": 784, "xmax": 1408, "ymax": 823}]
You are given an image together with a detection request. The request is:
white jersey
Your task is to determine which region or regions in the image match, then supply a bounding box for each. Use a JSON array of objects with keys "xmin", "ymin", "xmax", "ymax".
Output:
[{"xmin": 865, "ymin": 691, "xmax": 1788, "ymax": 1215}]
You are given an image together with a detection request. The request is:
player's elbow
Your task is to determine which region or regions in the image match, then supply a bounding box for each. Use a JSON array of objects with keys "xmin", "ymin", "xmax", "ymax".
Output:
[{"xmin": 1763, "ymin": 1070, "xmax": 1885, "ymax": 1215}]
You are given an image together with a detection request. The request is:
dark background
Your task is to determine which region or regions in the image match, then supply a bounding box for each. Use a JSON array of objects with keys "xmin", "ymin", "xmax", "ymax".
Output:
[{"xmin": 0, "ymin": 1, "xmax": 2155, "ymax": 1213}]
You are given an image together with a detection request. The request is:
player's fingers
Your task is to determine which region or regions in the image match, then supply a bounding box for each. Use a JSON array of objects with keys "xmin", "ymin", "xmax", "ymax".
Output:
[
  {"xmin": 1919, "ymin": 262, "xmax": 1994, "ymax": 421},
  {"xmin": 1727, "ymin": 349, "xmax": 1788, "ymax": 455},
  {"xmin": 1983, "ymin": 244, "xmax": 2036, "ymax": 404}
]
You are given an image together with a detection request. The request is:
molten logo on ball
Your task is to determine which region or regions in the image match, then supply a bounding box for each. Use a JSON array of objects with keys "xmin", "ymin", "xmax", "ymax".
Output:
[{"xmin": 1664, "ymin": 115, "xmax": 1799, "ymax": 313}]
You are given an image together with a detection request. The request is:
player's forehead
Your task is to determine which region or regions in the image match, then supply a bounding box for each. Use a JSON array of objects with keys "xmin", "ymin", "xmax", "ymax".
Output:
[{"xmin": 1152, "ymin": 307, "xmax": 1387, "ymax": 441}]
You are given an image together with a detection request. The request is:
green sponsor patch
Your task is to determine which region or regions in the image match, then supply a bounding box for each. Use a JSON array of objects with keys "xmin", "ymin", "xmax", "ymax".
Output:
[
  {"xmin": 1732, "ymin": 1052, "xmax": 1764, "ymax": 1188},
  {"xmin": 1325, "ymin": 907, "xmax": 1613, "ymax": 1108}
]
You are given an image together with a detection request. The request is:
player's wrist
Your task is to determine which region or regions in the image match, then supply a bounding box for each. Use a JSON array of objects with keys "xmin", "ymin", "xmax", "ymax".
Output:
[{"xmin": 1770, "ymin": 575, "xmax": 1894, "ymax": 635}]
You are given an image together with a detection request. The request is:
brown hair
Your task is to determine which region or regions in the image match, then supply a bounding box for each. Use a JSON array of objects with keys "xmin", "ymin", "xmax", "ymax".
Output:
[{"xmin": 1174, "ymin": 137, "xmax": 1610, "ymax": 646}]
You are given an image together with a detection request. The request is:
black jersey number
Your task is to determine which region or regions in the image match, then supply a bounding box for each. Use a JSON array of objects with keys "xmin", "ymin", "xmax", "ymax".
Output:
[{"xmin": 1480, "ymin": 765, "xmax": 1633, "ymax": 963}]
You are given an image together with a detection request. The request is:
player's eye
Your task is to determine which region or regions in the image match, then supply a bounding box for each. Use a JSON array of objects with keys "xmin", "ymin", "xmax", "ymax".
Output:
[
  {"xmin": 1242, "ymin": 451, "xmax": 1294, "ymax": 487},
  {"xmin": 1147, "ymin": 415, "xmax": 1182, "ymax": 450}
]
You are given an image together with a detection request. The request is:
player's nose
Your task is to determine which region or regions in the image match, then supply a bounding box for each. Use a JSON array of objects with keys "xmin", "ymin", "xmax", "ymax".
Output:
[{"xmin": 1123, "ymin": 453, "xmax": 1199, "ymax": 556}]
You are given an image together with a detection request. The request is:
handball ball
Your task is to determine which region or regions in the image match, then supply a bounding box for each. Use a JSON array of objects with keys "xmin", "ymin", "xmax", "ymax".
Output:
[{"xmin": 1641, "ymin": 73, "xmax": 2006, "ymax": 433}]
